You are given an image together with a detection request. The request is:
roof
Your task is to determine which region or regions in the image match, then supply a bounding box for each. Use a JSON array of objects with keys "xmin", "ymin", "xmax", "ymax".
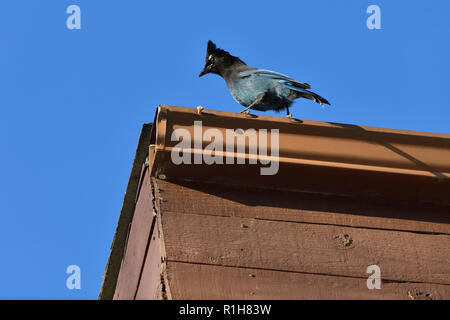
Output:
[
  {"xmin": 99, "ymin": 105, "xmax": 450, "ymax": 299},
  {"xmin": 98, "ymin": 123, "xmax": 152, "ymax": 300}
]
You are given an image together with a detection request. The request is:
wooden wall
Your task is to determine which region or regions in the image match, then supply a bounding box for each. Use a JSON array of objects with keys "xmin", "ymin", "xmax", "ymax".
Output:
[{"xmin": 115, "ymin": 172, "xmax": 450, "ymax": 300}]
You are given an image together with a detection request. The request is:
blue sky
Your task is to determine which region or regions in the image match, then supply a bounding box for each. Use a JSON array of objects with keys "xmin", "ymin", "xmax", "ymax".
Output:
[{"xmin": 0, "ymin": 0, "xmax": 449, "ymax": 299}]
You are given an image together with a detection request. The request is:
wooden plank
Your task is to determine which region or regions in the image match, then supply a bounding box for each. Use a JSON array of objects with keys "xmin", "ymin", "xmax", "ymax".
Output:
[
  {"xmin": 166, "ymin": 262, "xmax": 450, "ymax": 300},
  {"xmin": 114, "ymin": 169, "xmax": 154, "ymax": 299},
  {"xmin": 135, "ymin": 218, "xmax": 162, "ymax": 300},
  {"xmin": 161, "ymin": 212, "xmax": 450, "ymax": 285},
  {"xmin": 155, "ymin": 180, "xmax": 450, "ymax": 234}
]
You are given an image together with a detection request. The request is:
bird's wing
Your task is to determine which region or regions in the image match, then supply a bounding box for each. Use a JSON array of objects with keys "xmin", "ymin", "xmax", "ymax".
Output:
[{"xmin": 238, "ymin": 69, "xmax": 311, "ymax": 89}]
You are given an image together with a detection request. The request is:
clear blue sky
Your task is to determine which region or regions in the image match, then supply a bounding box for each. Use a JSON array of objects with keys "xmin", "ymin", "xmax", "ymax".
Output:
[{"xmin": 0, "ymin": 0, "xmax": 449, "ymax": 299}]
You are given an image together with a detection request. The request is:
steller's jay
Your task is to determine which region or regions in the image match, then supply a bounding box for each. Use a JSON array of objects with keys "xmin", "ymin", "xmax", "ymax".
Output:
[{"xmin": 199, "ymin": 41, "xmax": 330, "ymax": 118}]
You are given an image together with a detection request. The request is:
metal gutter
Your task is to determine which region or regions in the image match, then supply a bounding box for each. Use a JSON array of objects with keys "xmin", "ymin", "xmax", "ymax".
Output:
[{"xmin": 149, "ymin": 105, "xmax": 450, "ymax": 205}]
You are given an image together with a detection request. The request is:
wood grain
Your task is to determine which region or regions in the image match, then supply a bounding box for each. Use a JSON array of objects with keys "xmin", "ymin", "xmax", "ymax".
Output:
[
  {"xmin": 161, "ymin": 211, "xmax": 450, "ymax": 285},
  {"xmin": 166, "ymin": 261, "xmax": 450, "ymax": 300},
  {"xmin": 155, "ymin": 180, "xmax": 450, "ymax": 234},
  {"xmin": 135, "ymin": 218, "xmax": 162, "ymax": 300},
  {"xmin": 114, "ymin": 169, "xmax": 154, "ymax": 299}
]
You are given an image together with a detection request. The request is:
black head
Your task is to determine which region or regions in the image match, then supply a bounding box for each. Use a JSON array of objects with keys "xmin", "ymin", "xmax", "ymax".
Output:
[{"xmin": 199, "ymin": 40, "xmax": 246, "ymax": 77}]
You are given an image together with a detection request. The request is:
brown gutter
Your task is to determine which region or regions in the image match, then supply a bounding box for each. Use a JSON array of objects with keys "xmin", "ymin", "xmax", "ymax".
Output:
[{"xmin": 150, "ymin": 105, "xmax": 450, "ymax": 206}]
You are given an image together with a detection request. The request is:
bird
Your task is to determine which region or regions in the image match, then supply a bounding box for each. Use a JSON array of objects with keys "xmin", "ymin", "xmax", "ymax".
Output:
[{"xmin": 199, "ymin": 40, "xmax": 330, "ymax": 118}]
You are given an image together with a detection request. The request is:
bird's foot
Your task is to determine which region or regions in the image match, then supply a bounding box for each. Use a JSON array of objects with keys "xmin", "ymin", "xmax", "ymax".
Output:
[
  {"xmin": 286, "ymin": 114, "xmax": 292, "ymax": 119},
  {"xmin": 197, "ymin": 106, "xmax": 204, "ymax": 114}
]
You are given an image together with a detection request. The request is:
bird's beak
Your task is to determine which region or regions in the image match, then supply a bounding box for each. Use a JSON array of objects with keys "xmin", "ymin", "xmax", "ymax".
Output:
[{"xmin": 198, "ymin": 68, "xmax": 208, "ymax": 77}]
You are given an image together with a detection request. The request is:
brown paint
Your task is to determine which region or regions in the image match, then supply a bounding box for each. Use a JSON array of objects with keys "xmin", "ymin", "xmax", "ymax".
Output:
[
  {"xmin": 166, "ymin": 262, "xmax": 450, "ymax": 300},
  {"xmin": 101, "ymin": 106, "xmax": 450, "ymax": 300},
  {"xmin": 99, "ymin": 123, "xmax": 152, "ymax": 300},
  {"xmin": 135, "ymin": 215, "xmax": 161, "ymax": 300},
  {"xmin": 154, "ymin": 179, "xmax": 450, "ymax": 234},
  {"xmin": 113, "ymin": 167, "xmax": 154, "ymax": 299},
  {"xmin": 161, "ymin": 210, "xmax": 450, "ymax": 285}
]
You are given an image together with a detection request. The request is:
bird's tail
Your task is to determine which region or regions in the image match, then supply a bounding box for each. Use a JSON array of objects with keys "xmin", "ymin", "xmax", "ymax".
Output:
[
  {"xmin": 295, "ymin": 89, "xmax": 330, "ymax": 106},
  {"xmin": 286, "ymin": 84, "xmax": 330, "ymax": 106}
]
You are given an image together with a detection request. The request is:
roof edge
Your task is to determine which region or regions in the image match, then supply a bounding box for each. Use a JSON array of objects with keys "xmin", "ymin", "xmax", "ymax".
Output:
[{"xmin": 98, "ymin": 123, "xmax": 153, "ymax": 300}]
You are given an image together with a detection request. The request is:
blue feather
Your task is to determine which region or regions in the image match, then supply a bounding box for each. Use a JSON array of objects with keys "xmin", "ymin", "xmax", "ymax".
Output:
[{"xmin": 239, "ymin": 69, "xmax": 311, "ymax": 89}]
